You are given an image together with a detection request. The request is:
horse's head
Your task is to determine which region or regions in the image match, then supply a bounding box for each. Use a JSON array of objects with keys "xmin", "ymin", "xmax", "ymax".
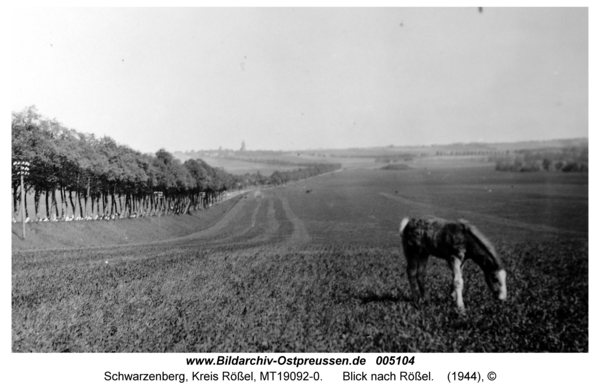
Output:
[
  {"xmin": 460, "ymin": 220, "xmax": 507, "ymax": 301},
  {"xmin": 484, "ymin": 268, "xmax": 507, "ymax": 301}
]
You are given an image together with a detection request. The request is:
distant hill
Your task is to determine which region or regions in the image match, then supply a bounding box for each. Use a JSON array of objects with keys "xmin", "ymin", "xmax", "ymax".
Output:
[
  {"xmin": 176, "ymin": 138, "xmax": 587, "ymax": 161},
  {"xmin": 174, "ymin": 138, "xmax": 588, "ymax": 173}
]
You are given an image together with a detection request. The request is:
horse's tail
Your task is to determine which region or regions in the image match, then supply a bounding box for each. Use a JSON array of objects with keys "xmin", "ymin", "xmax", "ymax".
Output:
[
  {"xmin": 459, "ymin": 219, "xmax": 503, "ymax": 268},
  {"xmin": 399, "ymin": 217, "xmax": 410, "ymax": 236}
]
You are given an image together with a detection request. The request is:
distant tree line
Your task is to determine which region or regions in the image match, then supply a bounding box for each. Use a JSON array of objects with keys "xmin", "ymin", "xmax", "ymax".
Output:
[
  {"xmin": 11, "ymin": 107, "xmax": 339, "ymax": 221},
  {"xmin": 492, "ymin": 147, "xmax": 588, "ymax": 173},
  {"xmin": 269, "ymin": 164, "xmax": 341, "ymax": 185},
  {"xmin": 195, "ymin": 149, "xmax": 289, "ymax": 156},
  {"xmin": 380, "ymin": 163, "xmax": 411, "ymax": 170},
  {"xmin": 305, "ymin": 152, "xmax": 329, "ymax": 158},
  {"xmin": 221, "ymin": 156, "xmax": 326, "ymax": 167},
  {"xmin": 373, "ymin": 154, "xmax": 415, "ymax": 164},
  {"xmin": 331, "ymin": 153, "xmax": 415, "ymax": 162},
  {"xmin": 436, "ymin": 150, "xmax": 508, "ymax": 156}
]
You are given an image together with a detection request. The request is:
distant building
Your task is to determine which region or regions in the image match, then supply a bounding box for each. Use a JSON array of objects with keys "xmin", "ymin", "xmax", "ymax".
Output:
[{"xmin": 240, "ymin": 141, "xmax": 246, "ymax": 151}]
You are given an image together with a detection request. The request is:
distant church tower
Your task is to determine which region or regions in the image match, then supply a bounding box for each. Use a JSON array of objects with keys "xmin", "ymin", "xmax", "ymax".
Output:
[{"xmin": 240, "ymin": 140, "xmax": 246, "ymax": 152}]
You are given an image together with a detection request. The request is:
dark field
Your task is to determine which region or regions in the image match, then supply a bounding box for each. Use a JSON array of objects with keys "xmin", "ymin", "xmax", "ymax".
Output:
[{"xmin": 12, "ymin": 164, "xmax": 588, "ymax": 352}]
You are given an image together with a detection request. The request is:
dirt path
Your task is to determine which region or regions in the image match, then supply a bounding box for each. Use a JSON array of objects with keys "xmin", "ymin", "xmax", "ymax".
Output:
[
  {"xmin": 247, "ymin": 198, "xmax": 280, "ymax": 243},
  {"xmin": 278, "ymin": 195, "xmax": 310, "ymax": 244}
]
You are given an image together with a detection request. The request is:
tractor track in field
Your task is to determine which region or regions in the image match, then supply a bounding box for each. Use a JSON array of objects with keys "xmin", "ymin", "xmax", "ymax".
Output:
[{"xmin": 279, "ymin": 194, "xmax": 310, "ymax": 245}]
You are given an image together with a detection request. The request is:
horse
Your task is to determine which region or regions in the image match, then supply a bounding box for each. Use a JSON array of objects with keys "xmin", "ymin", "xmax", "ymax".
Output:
[{"xmin": 399, "ymin": 216, "xmax": 507, "ymax": 312}]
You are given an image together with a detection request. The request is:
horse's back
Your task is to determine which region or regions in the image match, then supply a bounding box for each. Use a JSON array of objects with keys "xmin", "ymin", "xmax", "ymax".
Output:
[{"xmin": 401, "ymin": 216, "xmax": 468, "ymax": 259}]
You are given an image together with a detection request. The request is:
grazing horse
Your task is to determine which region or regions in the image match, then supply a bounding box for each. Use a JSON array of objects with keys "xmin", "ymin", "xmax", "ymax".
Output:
[{"xmin": 399, "ymin": 216, "xmax": 507, "ymax": 312}]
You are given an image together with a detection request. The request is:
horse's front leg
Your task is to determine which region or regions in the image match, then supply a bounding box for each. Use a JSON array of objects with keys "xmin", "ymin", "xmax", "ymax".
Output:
[{"xmin": 449, "ymin": 256, "xmax": 466, "ymax": 313}]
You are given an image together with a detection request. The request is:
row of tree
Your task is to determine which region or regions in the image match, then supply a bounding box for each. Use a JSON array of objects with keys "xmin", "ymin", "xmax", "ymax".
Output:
[
  {"xmin": 12, "ymin": 107, "xmax": 339, "ymax": 221},
  {"xmin": 435, "ymin": 150, "xmax": 510, "ymax": 156},
  {"xmin": 492, "ymin": 147, "xmax": 588, "ymax": 173},
  {"xmin": 269, "ymin": 164, "xmax": 341, "ymax": 185},
  {"xmin": 222, "ymin": 155, "xmax": 328, "ymax": 167}
]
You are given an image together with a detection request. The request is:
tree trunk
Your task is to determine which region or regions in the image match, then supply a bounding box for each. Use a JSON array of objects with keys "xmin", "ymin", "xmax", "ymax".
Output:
[
  {"xmin": 86, "ymin": 177, "xmax": 91, "ymax": 217},
  {"xmin": 34, "ymin": 189, "xmax": 41, "ymax": 221},
  {"xmin": 104, "ymin": 189, "xmax": 110, "ymax": 216},
  {"xmin": 61, "ymin": 186, "xmax": 68, "ymax": 218},
  {"xmin": 13, "ymin": 184, "xmax": 19, "ymax": 218},
  {"xmin": 183, "ymin": 197, "xmax": 191, "ymax": 215},
  {"xmin": 23, "ymin": 186, "xmax": 29, "ymax": 219},
  {"xmin": 119, "ymin": 191, "xmax": 124, "ymax": 216},
  {"xmin": 45, "ymin": 190, "xmax": 50, "ymax": 219},
  {"xmin": 139, "ymin": 195, "xmax": 145, "ymax": 217},
  {"xmin": 124, "ymin": 193, "xmax": 130, "ymax": 217},
  {"xmin": 68, "ymin": 190, "xmax": 76, "ymax": 218},
  {"xmin": 110, "ymin": 186, "xmax": 117, "ymax": 216},
  {"xmin": 51, "ymin": 189, "xmax": 59, "ymax": 220},
  {"xmin": 77, "ymin": 189, "xmax": 84, "ymax": 218}
]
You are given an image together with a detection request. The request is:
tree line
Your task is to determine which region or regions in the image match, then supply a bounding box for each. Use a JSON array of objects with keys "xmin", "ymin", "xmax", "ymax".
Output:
[
  {"xmin": 12, "ymin": 107, "xmax": 340, "ymax": 221},
  {"xmin": 221, "ymin": 155, "xmax": 329, "ymax": 167},
  {"xmin": 492, "ymin": 146, "xmax": 588, "ymax": 173},
  {"xmin": 269, "ymin": 163, "xmax": 341, "ymax": 185}
]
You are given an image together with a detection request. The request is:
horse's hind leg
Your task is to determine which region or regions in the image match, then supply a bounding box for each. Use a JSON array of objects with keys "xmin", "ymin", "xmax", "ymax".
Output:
[
  {"xmin": 406, "ymin": 252, "xmax": 428, "ymax": 304},
  {"xmin": 416, "ymin": 256, "xmax": 429, "ymax": 300}
]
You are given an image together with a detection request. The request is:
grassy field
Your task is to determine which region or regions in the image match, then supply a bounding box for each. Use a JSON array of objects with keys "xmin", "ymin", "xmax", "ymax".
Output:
[
  {"xmin": 195, "ymin": 156, "xmax": 301, "ymax": 176},
  {"xmin": 173, "ymin": 152, "xmax": 330, "ymax": 176},
  {"xmin": 12, "ymin": 162, "xmax": 588, "ymax": 352}
]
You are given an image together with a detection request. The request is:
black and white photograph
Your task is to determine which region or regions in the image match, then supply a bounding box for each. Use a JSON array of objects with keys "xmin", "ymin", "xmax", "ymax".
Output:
[{"xmin": 7, "ymin": 2, "xmax": 594, "ymax": 389}]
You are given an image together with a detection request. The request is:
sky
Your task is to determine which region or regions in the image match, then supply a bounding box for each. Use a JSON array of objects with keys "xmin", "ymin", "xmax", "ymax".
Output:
[{"xmin": 11, "ymin": 7, "xmax": 588, "ymax": 153}]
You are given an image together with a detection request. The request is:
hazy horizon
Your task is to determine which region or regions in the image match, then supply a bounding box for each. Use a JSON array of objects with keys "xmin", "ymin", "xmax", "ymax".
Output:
[
  {"xmin": 171, "ymin": 135, "xmax": 589, "ymax": 154},
  {"xmin": 12, "ymin": 7, "xmax": 588, "ymax": 154}
]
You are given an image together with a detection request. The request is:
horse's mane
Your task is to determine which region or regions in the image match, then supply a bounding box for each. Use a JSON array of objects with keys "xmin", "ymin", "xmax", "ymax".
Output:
[{"xmin": 458, "ymin": 219, "xmax": 503, "ymax": 269}]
